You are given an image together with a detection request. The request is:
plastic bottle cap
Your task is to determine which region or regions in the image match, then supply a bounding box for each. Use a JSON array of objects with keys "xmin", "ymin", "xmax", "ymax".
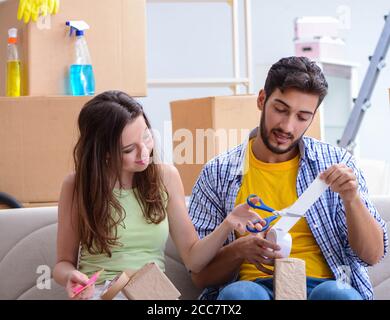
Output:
[
  {"xmin": 8, "ymin": 28, "xmax": 18, "ymax": 44},
  {"xmin": 8, "ymin": 28, "xmax": 18, "ymax": 39}
]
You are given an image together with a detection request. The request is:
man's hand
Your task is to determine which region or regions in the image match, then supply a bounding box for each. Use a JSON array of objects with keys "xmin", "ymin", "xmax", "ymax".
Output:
[
  {"xmin": 233, "ymin": 233, "xmax": 282, "ymax": 275},
  {"xmin": 320, "ymin": 164, "xmax": 359, "ymax": 203}
]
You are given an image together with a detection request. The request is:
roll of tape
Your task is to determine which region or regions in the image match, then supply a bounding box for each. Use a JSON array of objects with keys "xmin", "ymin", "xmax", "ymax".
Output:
[
  {"xmin": 266, "ymin": 228, "xmax": 292, "ymax": 258},
  {"xmin": 100, "ymin": 271, "xmax": 130, "ymax": 300}
]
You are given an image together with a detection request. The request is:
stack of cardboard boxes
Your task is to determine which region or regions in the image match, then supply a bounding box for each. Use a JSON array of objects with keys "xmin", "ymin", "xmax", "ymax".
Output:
[
  {"xmin": 0, "ymin": 0, "xmax": 147, "ymax": 208},
  {"xmin": 294, "ymin": 16, "xmax": 346, "ymax": 62}
]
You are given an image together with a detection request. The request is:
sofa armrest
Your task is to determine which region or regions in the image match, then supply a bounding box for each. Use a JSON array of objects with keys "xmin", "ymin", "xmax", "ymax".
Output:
[
  {"xmin": 0, "ymin": 207, "xmax": 67, "ymax": 299},
  {"xmin": 368, "ymin": 196, "xmax": 390, "ymax": 299}
]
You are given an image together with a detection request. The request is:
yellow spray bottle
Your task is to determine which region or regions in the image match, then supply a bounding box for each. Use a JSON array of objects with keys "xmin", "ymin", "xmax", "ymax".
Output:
[{"xmin": 6, "ymin": 28, "xmax": 21, "ymax": 97}]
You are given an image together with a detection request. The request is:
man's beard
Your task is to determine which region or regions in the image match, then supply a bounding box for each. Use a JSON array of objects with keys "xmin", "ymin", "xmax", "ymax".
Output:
[{"xmin": 259, "ymin": 114, "xmax": 303, "ymax": 155}]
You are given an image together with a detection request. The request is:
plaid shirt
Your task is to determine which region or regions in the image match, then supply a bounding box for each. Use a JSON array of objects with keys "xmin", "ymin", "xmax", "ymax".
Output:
[{"xmin": 188, "ymin": 128, "xmax": 388, "ymax": 300}]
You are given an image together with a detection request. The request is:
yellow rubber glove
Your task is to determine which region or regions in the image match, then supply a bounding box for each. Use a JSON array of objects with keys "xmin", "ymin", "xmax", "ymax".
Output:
[{"xmin": 17, "ymin": 0, "xmax": 60, "ymax": 24}]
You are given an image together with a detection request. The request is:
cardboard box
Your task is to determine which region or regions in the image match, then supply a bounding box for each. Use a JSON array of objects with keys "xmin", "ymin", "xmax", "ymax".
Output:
[
  {"xmin": 294, "ymin": 16, "xmax": 341, "ymax": 39},
  {"xmin": 295, "ymin": 37, "xmax": 346, "ymax": 62},
  {"xmin": 121, "ymin": 263, "xmax": 181, "ymax": 300},
  {"xmin": 0, "ymin": 0, "xmax": 146, "ymax": 96},
  {"xmin": 274, "ymin": 258, "xmax": 307, "ymax": 300},
  {"xmin": 100, "ymin": 263, "xmax": 181, "ymax": 300},
  {"xmin": 0, "ymin": 96, "xmax": 90, "ymax": 203},
  {"xmin": 170, "ymin": 95, "xmax": 322, "ymax": 195}
]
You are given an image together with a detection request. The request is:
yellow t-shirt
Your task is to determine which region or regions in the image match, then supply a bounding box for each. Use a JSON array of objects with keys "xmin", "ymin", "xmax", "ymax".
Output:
[{"xmin": 236, "ymin": 139, "xmax": 334, "ymax": 281}]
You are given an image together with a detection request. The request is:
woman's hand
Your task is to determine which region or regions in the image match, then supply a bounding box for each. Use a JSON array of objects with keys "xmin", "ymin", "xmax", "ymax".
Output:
[
  {"xmin": 225, "ymin": 203, "xmax": 266, "ymax": 235},
  {"xmin": 66, "ymin": 270, "xmax": 95, "ymax": 300}
]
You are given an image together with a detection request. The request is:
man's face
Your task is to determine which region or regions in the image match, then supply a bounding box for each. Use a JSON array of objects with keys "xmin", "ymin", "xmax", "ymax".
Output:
[{"xmin": 258, "ymin": 88, "xmax": 319, "ymax": 155}]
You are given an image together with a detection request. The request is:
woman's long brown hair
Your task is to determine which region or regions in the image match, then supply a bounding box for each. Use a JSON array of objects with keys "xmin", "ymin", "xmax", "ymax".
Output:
[{"xmin": 73, "ymin": 91, "xmax": 167, "ymax": 257}]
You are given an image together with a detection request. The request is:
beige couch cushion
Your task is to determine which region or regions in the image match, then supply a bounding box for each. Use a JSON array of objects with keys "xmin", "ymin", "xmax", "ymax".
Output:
[
  {"xmin": 164, "ymin": 236, "xmax": 202, "ymax": 299},
  {"xmin": 0, "ymin": 207, "xmax": 66, "ymax": 299},
  {"xmin": 368, "ymin": 196, "xmax": 390, "ymax": 300}
]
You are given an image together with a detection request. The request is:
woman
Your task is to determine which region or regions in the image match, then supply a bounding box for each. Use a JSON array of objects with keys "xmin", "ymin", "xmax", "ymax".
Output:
[{"xmin": 53, "ymin": 91, "xmax": 263, "ymax": 299}]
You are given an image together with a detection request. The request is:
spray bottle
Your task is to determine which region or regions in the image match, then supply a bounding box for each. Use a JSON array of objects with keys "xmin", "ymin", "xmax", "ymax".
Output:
[
  {"xmin": 66, "ymin": 21, "xmax": 95, "ymax": 96},
  {"xmin": 6, "ymin": 28, "xmax": 21, "ymax": 97}
]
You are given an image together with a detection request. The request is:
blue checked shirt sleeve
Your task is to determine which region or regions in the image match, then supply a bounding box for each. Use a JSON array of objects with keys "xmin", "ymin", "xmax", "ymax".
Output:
[
  {"xmin": 335, "ymin": 153, "xmax": 389, "ymax": 267},
  {"xmin": 188, "ymin": 161, "xmax": 226, "ymax": 239}
]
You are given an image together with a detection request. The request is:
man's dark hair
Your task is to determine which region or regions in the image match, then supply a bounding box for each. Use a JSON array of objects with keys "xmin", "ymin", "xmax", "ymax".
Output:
[{"xmin": 264, "ymin": 56, "xmax": 328, "ymax": 107}]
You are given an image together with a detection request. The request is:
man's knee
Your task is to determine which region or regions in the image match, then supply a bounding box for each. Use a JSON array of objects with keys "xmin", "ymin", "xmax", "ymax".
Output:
[
  {"xmin": 309, "ymin": 280, "xmax": 363, "ymax": 300},
  {"xmin": 217, "ymin": 280, "xmax": 271, "ymax": 300}
]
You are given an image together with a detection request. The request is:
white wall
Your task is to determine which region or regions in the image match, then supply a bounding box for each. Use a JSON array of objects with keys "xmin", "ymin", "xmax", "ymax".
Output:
[
  {"xmin": 141, "ymin": 0, "xmax": 390, "ymax": 164},
  {"xmin": 140, "ymin": 1, "xmax": 239, "ymax": 163}
]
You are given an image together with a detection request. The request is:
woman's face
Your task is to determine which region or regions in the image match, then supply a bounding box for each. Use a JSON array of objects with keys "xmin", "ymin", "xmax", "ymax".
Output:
[{"xmin": 120, "ymin": 115, "xmax": 154, "ymax": 173}]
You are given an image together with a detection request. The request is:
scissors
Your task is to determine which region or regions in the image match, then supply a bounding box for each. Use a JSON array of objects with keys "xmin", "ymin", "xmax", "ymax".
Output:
[
  {"xmin": 71, "ymin": 269, "xmax": 103, "ymax": 298},
  {"xmin": 246, "ymin": 194, "xmax": 303, "ymax": 233}
]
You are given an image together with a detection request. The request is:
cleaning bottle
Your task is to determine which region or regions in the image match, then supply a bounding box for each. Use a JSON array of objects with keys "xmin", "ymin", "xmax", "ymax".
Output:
[
  {"xmin": 6, "ymin": 28, "xmax": 21, "ymax": 97},
  {"xmin": 66, "ymin": 21, "xmax": 95, "ymax": 96}
]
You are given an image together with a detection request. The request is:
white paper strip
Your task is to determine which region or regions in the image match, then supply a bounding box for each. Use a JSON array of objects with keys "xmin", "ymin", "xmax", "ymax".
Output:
[
  {"xmin": 271, "ymin": 217, "xmax": 302, "ymax": 234},
  {"xmin": 286, "ymin": 176, "xmax": 328, "ymax": 216},
  {"xmin": 272, "ymin": 176, "xmax": 328, "ymax": 233}
]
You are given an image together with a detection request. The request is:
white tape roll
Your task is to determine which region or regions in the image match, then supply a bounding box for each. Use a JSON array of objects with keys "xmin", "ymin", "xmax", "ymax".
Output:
[{"xmin": 266, "ymin": 228, "xmax": 292, "ymax": 258}]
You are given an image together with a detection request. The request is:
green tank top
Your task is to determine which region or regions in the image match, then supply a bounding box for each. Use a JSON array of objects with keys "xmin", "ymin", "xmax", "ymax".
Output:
[{"xmin": 78, "ymin": 188, "xmax": 169, "ymax": 284}]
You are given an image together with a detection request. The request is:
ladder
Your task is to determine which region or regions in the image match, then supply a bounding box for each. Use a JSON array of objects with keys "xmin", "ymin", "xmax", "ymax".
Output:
[{"xmin": 338, "ymin": 13, "xmax": 390, "ymax": 152}]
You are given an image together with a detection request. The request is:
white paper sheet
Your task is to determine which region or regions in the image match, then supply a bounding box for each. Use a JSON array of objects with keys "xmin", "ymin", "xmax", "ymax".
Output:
[{"xmin": 272, "ymin": 176, "xmax": 328, "ymax": 233}]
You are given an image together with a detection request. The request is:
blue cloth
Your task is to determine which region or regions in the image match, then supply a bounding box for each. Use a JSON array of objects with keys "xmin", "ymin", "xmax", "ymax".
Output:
[
  {"xmin": 188, "ymin": 128, "xmax": 388, "ymax": 300},
  {"xmin": 216, "ymin": 277, "xmax": 363, "ymax": 300}
]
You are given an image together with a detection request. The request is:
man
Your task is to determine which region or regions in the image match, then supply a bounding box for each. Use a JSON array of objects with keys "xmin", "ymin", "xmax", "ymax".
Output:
[{"xmin": 188, "ymin": 56, "xmax": 388, "ymax": 300}]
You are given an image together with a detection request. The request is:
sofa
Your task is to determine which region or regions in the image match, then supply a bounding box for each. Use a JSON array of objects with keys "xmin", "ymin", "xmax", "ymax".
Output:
[{"xmin": 1, "ymin": 196, "xmax": 390, "ymax": 300}]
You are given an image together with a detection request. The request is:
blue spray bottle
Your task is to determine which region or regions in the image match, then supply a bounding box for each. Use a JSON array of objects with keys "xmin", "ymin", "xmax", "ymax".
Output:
[{"xmin": 66, "ymin": 21, "xmax": 95, "ymax": 96}]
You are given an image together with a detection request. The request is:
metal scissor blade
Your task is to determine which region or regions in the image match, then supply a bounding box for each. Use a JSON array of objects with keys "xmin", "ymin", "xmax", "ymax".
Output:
[{"xmin": 273, "ymin": 210, "xmax": 305, "ymax": 218}]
